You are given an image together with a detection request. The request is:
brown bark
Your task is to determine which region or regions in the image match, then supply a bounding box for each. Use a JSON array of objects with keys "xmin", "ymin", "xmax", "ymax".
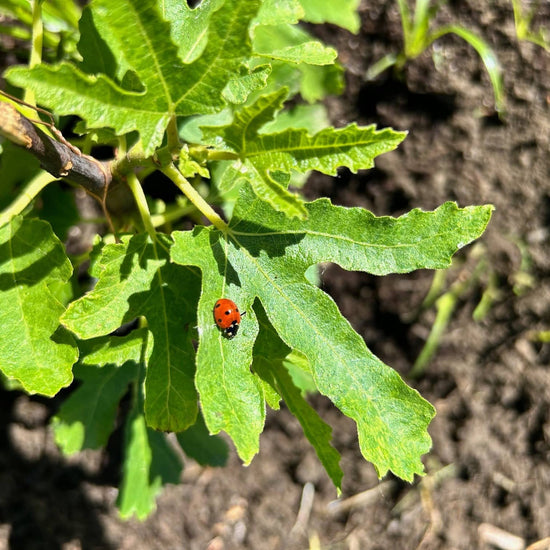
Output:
[{"xmin": 0, "ymin": 102, "xmax": 134, "ymax": 217}]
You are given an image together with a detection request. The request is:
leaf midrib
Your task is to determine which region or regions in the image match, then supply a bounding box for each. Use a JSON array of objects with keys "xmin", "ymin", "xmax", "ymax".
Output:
[
  {"xmin": 243, "ymin": 133, "xmax": 391, "ymax": 160},
  {"xmin": 230, "ymin": 227, "xmax": 446, "ymax": 250},
  {"xmin": 216, "ymin": 237, "xmax": 247, "ymax": 433}
]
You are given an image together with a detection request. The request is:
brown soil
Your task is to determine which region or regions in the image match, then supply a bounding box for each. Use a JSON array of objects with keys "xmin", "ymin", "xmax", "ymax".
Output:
[{"xmin": 2, "ymin": 1, "xmax": 550, "ymax": 549}]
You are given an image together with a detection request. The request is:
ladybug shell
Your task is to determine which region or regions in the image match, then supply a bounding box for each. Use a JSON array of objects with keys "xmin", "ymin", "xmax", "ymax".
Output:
[{"xmin": 213, "ymin": 298, "xmax": 244, "ymax": 339}]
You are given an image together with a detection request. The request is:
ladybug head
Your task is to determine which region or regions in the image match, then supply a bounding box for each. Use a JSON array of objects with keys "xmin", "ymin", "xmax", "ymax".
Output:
[{"xmin": 223, "ymin": 321, "xmax": 240, "ymax": 339}]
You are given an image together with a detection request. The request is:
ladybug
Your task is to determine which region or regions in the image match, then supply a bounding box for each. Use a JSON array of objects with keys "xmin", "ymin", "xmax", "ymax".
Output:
[{"xmin": 213, "ymin": 298, "xmax": 245, "ymax": 339}]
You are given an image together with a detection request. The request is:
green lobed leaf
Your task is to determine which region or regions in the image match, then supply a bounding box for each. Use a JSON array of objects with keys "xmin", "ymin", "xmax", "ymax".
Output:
[
  {"xmin": 257, "ymin": 103, "xmax": 330, "ymax": 190},
  {"xmin": 260, "ymin": 40, "xmax": 337, "ymax": 66},
  {"xmin": 202, "ymin": 88, "xmax": 307, "ymax": 218},
  {"xmin": 52, "ymin": 360, "xmax": 139, "ymax": 455},
  {"xmin": 171, "ymin": 185, "xmax": 493, "ymax": 479},
  {"xmin": 202, "ymin": 88, "xmax": 405, "ymax": 219},
  {"xmin": 170, "ymin": 229, "xmax": 264, "ymax": 464},
  {"xmin": 77, "ymin": 6, "xmax": 117, "ymax": 79},
  {"xmin": 6, "ymin": 0, "xmax": 261, "ymax": 155},
  {"xmin": 299, "ymin": 0, "xmax": 361, "ymax": 33},
  {"xmin": 223, "ymin": 63, "xmax": 272, "ymax": 104},
  {"xmin": 178, "ymin": 147, "xmax": 210, "ymax": 179},
  {"xmin": 244, "ymin": 120, "xmax": 407, "ymax": 176},
  {"xmin": 205, "ymin": 87, "xmax": 406, "ymax": 173},
  {"xmin": 259, "ymin": 103, "xmax": 329, "ymax": 135},
  {"xmin": 298, "ymin": 58, "xmax": 344, "ymax": 103},
  {"xmin": 255, "ymin": 0, "xmax": 304, "ymax": 26},
  {"xmin": 6, "ymin": 62, "xmax": 168, "ymax": 157},
  {"xmin": 250, "ymin": 17, "xmax": 343, "ymax": 102},
  {"xmin": 161, "ymin": 0, "xmax": 224, "ymax": 63},
  {"xmin": 253, "ymin": 304, "xmax": 343, "ymax": 490},
  {"xmin": 179, "ymin": 108, "xmax": 233, "ymax": 146},
  {"xmin": 283, "ymin": 349, "xmax": 317, "ymax": 395},
  {"xmin": 62, "ymin": 234, "xmax": 200, "ymax": 432},
  {"xmin": 0, "ymin": 216, "xmax": 77, "ymax": 395},
  {"xmin": 77, "ymin": 327, "xmax": 148, "ymax": 367},
  {"xmin": 117, "ymin": 377, "xmax": 182, "ymax": 520},
  {"xmin": 253, "ymin": 24, "xmax": 337, "ymax": 65}
]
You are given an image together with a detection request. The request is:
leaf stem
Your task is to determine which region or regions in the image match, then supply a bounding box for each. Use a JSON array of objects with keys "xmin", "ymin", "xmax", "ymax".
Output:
[
  {"xmin": 150, "ymin": 203, "xmax": 194, "ymax": 228},
  {"xmin": 125, "ymin": 171, "xmax": 157, "ymax": 241},
  {"xmin": 162, "ymin": 162, "xmax": 228, "ymax": 232},
  {"xmin": 0, "ymin": 171, "xmax": 56, "ymax": 227},
  {"xmin": 207, "ymin": 150, "xmax": 239, "ymax": 161},
  {"xmin": 166, "ymin": 115, "xmax": 180, "ymax": 153}
]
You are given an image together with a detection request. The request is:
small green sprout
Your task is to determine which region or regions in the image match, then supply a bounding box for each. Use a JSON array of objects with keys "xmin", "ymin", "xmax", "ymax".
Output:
[
  {"xmin": 367, "ymin": 0, "xmax": 505, "ymax": 112},
  {"xmin": 408, "ymin": 244, "xmax": 496, "ymax": 379},
  {"xmin": 511, "ymin": 0, "xmax": 550, "ymax": 51}
]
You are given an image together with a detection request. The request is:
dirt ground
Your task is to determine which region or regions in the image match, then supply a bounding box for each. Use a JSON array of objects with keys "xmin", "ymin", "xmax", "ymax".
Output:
[{"xmin": 1, "ymin": 0, "xmax": 550, "ymax": 548}]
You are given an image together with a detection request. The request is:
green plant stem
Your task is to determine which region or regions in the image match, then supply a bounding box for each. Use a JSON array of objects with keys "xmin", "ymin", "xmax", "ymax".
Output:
[
  {"xmin": 0, "ymin": 171, "xmax": 56, "ymax": 227},
  {"xmin": 512, "ymin": 0, "xmax": 531, "ymax": 35},
  {"xmin": 125, "ymin": 172, "xmax": 157, "ymax": 241},
  {"xmin": 26, "ymin": 0, "xmax": 43, "ymax": 106},
  {"xmin": 162, "ymin": 162, "xmax": 228, "ymax": 232},
  {"xmin": 396, "ymin": 0, "xmax": 435, "ymax": 60},
  {"xmin": 150, "ymin": 204, "xmax": 194, "ymax": 228},
  {"xmin": 117, "ymin": 134, "xmax": 128, "ymax": 156},
  {"xmin": 207, "ymin": 150, "xmax": 239, "ymax": 161},
  {"xmin": 472, "ymin": 270, "xmax": 499, "ymax": 321},
  {"xmin": 511, "ymin": 0, "xmax": 549, "ymax": 50},
  {"xmin": 409, "ymin": 253, "xmax": 487, "ymax": 379},
  {"xmin": 402, "ymin": 268, "xmax": 448, "ymax": 324},
  {"xmin": 111, "ymin": 146, "xmax": 156, "ymax": 179},
  {"xmin": 512, "ymin": 0, "xmax": 536, "ymax": 40},
  {"xmin": 365, "ymin": 53, "xmax": 399, "ymax": 80},
  {"xmin": 396, "ymin": 0, "xmax": 413, "ymax": 50},
  {"xmin": 408, "ymin": 291, "xmax": 457, "ymax": 379},
  {"xmin": 166, "ymin": 115, "xmax": 180, "ymax": 153},
  {"xmin": 420, "ymin": 269, "xmax": 448, "ymax": 310}
]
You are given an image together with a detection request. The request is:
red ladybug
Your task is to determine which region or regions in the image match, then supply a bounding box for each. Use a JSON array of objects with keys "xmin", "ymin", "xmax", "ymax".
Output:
[{"xmin": 213, "ymin": 298, "xmax": 245, "ymax": 339}]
